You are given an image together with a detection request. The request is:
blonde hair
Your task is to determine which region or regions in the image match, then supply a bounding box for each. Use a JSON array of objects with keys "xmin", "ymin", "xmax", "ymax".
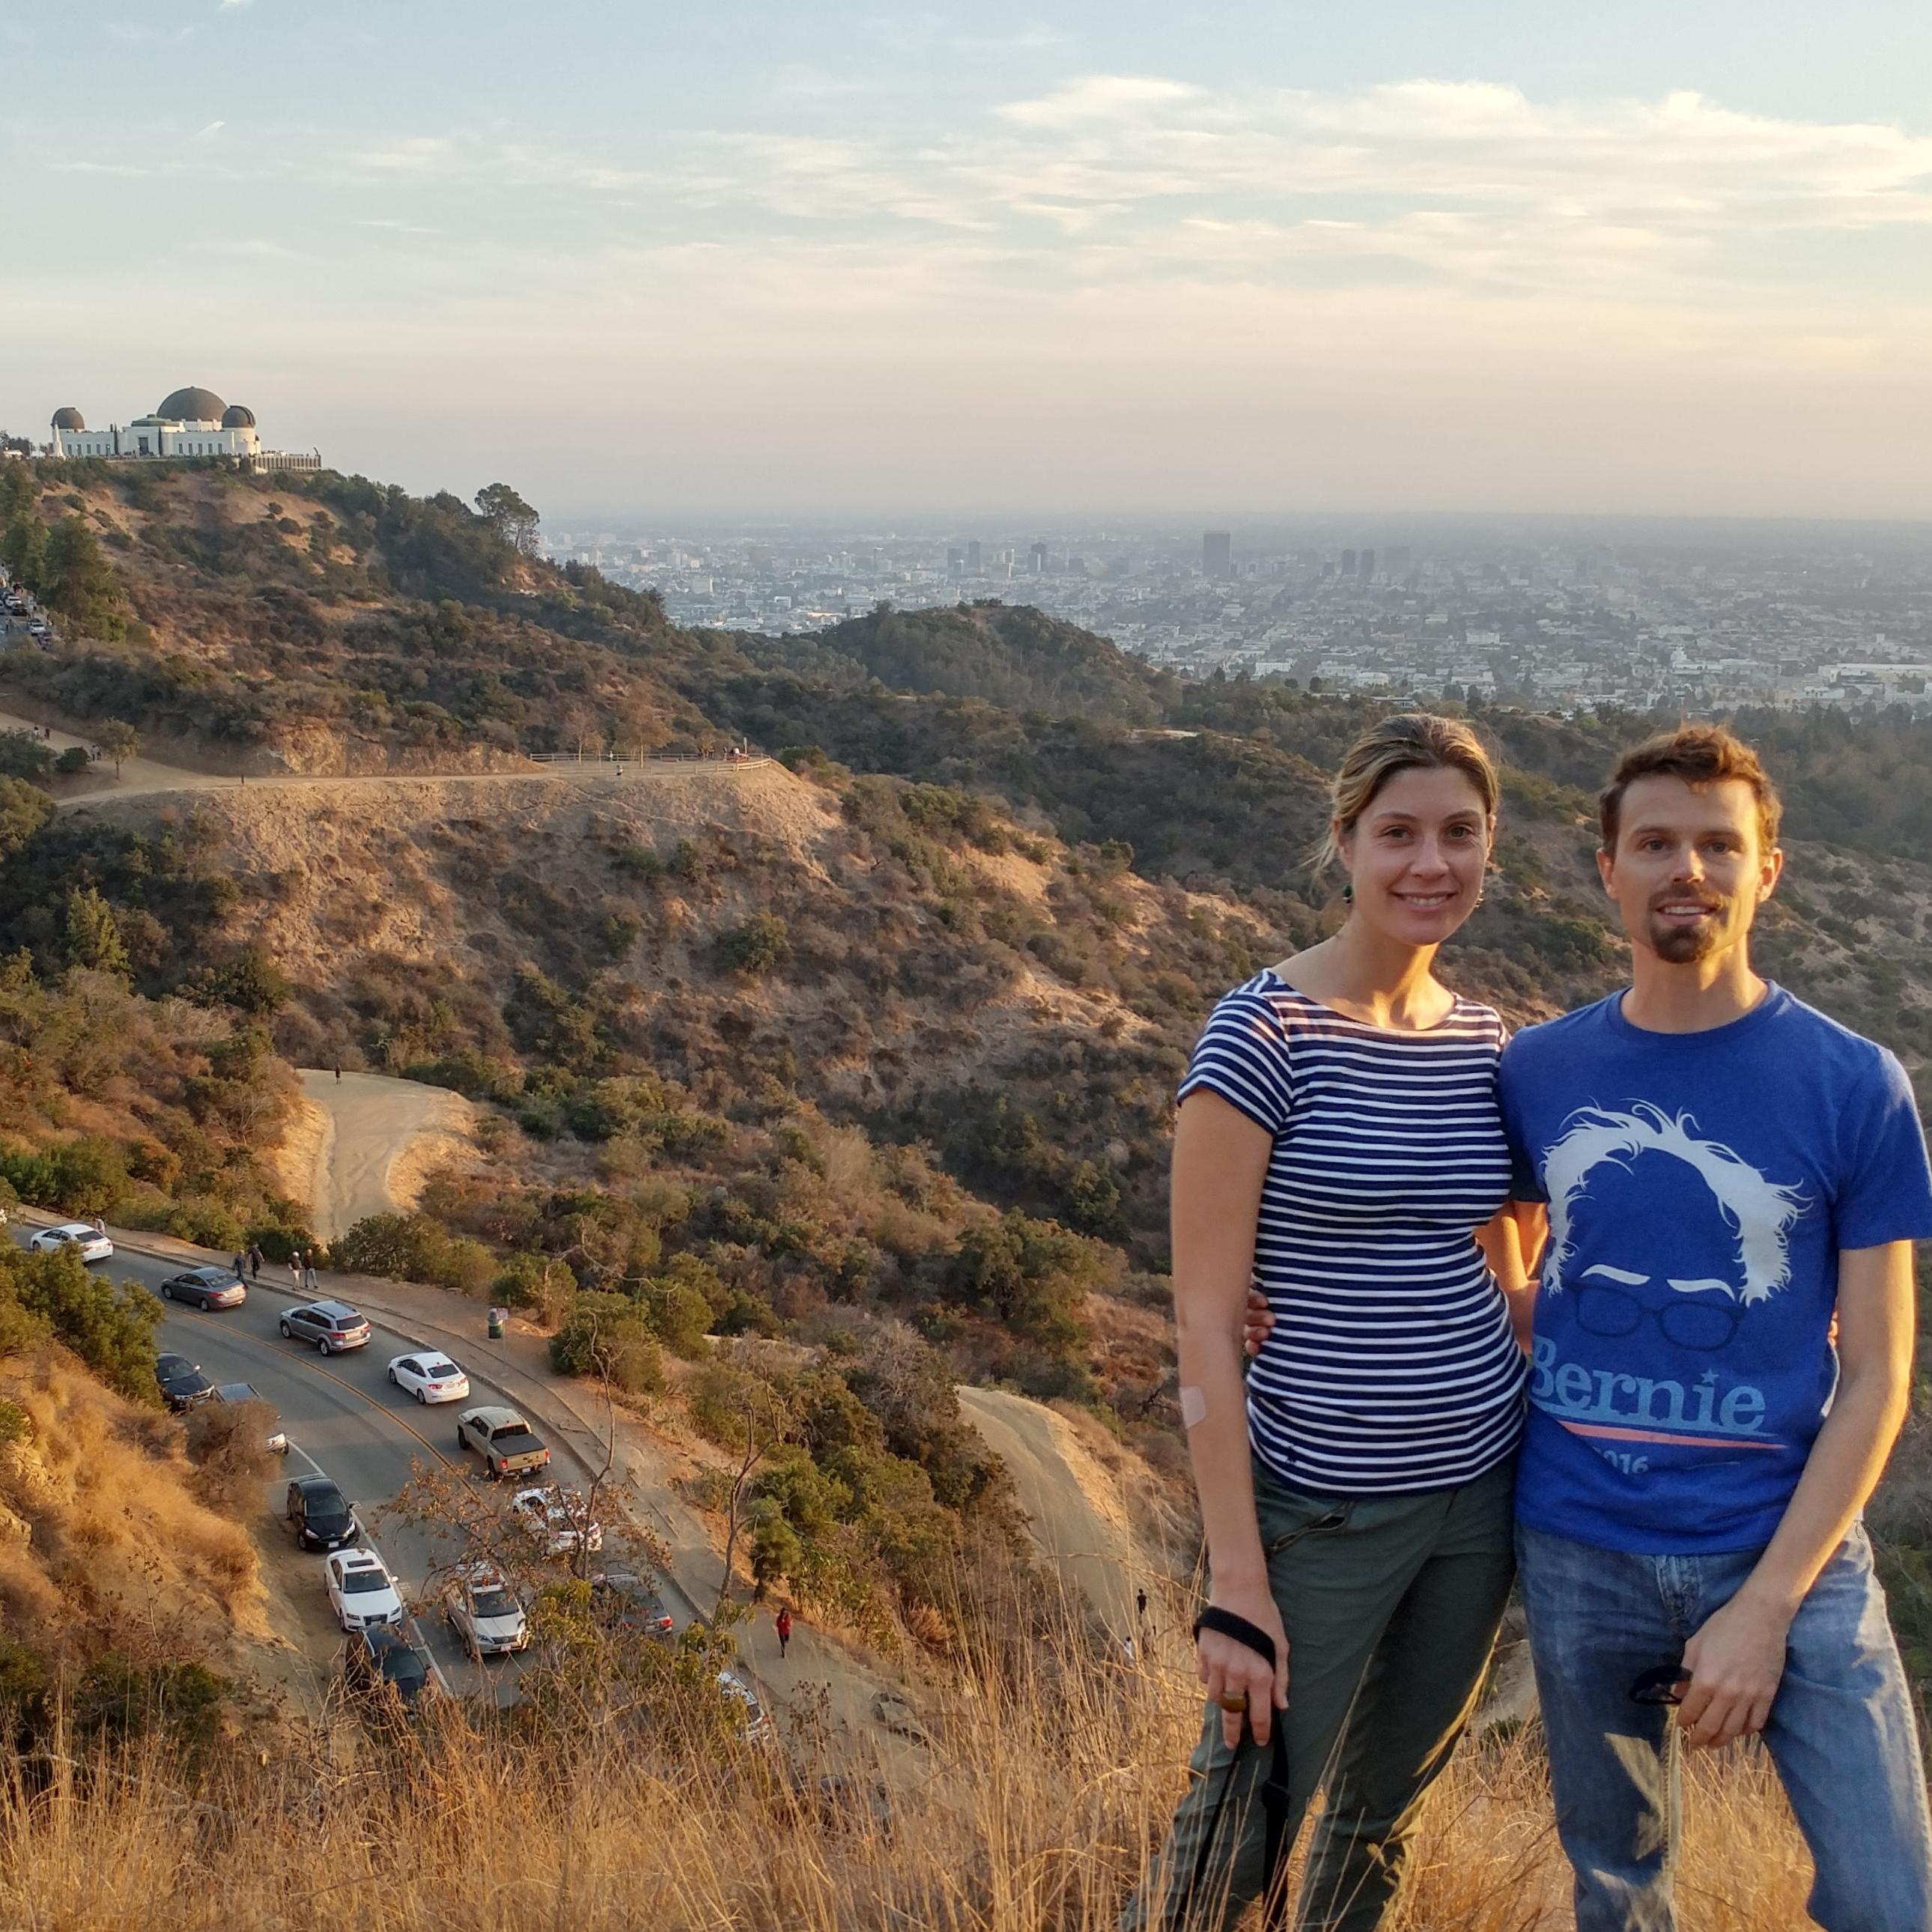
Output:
[{"xmin": 1313, "ymin": 713, "xmax": 1501, "ymax": 876}]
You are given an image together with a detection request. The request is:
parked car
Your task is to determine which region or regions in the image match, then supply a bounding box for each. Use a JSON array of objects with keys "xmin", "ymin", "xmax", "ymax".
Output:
[
  {"xmin": 279, "ymin": 1299, "xmax": 371, "ymax": 1355},
  {"xmin": 28, "ymin": 1222, "xmax": 113, "ymax": 1263},
  {"xmin": 455, "ymin": 1405, "xmax": 550, "ymax": 1480},
  {"xmin": 590, "ymin": 1565, "xmax": 675, "ymax": 1638},
  {"xmin": 325, "ymin": 1546, "xmax": 404, "ymax": 1631},
  {"xmin": 208, "ymin": 1380, "xmax": 289, "ymax": 1453},
  {"xmin": 157, "ymin": 1264, "xmax": 246, "ymax": 1310},
  {"xmin": 509, "ymin": 1483, "xmax": 603, "ymax": 1557},
  {"xmin": 386, "ymin": 1352, "xmax": 469, "ymax": 1405},
  {"xmin": 154, "ymin": 1351, "xmax": 215, "ymax": 1412},
  {"xmin": 286, "ymin": 1474, "xmax": 361, "ymax": 1552},
  {"xmin": 442, "ymin": 1564, "xmax": 529, "ymax": 1659},
  {"xmin": 718, "ymin": 1669, "xmax": 773, "ymax": 1745},
  {"xmin": 344, "ymin": 1624, "xmax": 431, "ymax": 1705}
]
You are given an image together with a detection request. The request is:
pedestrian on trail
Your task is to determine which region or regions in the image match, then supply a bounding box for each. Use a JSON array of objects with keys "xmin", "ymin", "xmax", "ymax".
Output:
[
  {"xmin": 776, "ymin": 1606, "xmax": 792, "ymax": 1659},
  {"xmin": 333, "ymin": 1064, "xmax": 341, "ymax": 1082},
  {"xmin": 90, "ymin": 1215, "xmax": 106, "ymax": 1237},
  {"xmin": 302, "ymin": 1254, "xmax": 320, "ymax": 1294},
  {"xmin": 288, "ymin": 1251, "xmax": 304, "ymax": 1288},
  {"xmin": 248, "ymin": 1243, "xmax": 263, "ymax": 1281},
  {"xmin": 231, "ymin": 1251, "xmax": 246, "ymax": 1280}
]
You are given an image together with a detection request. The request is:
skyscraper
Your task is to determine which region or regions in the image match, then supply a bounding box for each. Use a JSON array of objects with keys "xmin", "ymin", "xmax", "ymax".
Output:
[
  {"xmin": 947, "ymin": 547, "xmax": 966, "ymax": 580},
  {"xmin": 1341, "ymin": 548, "xmax": 1358, "ymax": 577},
  {"xmin": 966, "ymin": 539, "xmax": 982, "ymax": 575},
  {"xmin": 1203, "ymin": 530, "xmax": 1233, "ymax": 578},
  {"xmin": 1359, "ymin": 548, "xmax": 1376, "ymax": 580},
  {"xmin": 1029, "ymin": 542, "xmax": 1048, "ymax": 574}
]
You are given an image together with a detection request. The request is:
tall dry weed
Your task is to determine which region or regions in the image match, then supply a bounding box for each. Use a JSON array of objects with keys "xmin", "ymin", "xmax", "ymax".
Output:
[{"xmin": 0, "ymin": 1561, "xmax": 1832, "ymax": 1931}]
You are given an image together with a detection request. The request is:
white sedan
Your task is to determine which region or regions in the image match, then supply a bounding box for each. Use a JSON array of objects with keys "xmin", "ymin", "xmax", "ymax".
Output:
[
  {"xmin": 386, "ymin": 1352, "xmax": 470, "ymax": 1405},
  {"xmin": 28, "ymin": 1222, "xmax": 114, "ymax": 1263},
  {"xmin": 510, "ymin": 1484, "xmax": 604, "ymax": 1557},
  {"xmin": 325, "ymin": 1547, "xmax": 405, "ymax": 1632}
]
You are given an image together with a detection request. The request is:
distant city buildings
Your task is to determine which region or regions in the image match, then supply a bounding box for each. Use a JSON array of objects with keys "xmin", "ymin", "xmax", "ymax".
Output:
[
  {"xmin": 539, "ymin": 521, "xmax": 1932, "ymax": 720},
  {"xmin": 44, "ymin": 386, "xmax": 318, "ymax": 472}
]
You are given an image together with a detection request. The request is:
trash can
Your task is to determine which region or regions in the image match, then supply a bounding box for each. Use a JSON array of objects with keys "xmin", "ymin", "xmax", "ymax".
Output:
[{"xmin": 487, "ymin": 1305, "xmax": 507, "ymax": 1340}]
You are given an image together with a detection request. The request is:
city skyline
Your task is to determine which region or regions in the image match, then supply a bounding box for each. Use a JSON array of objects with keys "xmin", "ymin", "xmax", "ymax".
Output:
[{"xmin": 6, "ymin": 1, "xmax": 1931, "ymax": 522}]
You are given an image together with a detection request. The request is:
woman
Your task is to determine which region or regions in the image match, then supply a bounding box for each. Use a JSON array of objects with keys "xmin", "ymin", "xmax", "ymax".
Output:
[{"xmin": 1126, "ymin": 714, "xmax": 1533, "ymax": 1932}]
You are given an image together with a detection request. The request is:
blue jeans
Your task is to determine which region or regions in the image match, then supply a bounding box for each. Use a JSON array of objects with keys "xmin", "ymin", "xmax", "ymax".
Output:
[{"xmin": 1518, "ymin": 1522, "xmax": 1932, "ymax": 1932}]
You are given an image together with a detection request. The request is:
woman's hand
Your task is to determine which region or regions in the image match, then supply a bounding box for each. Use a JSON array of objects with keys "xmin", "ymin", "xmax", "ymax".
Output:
[
  {"xmin": 1198, "ymin": 1575, "xmax": 1290, "ymax": 1749},
  {"xmin": 1242, "ymin": 1284, "xmax": 1275, "ymax": 1358}
]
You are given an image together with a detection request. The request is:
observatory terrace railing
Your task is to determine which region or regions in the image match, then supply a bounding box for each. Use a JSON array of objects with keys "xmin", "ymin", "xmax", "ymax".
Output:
[{"xmin": 523, "ymin": 750, "xmax": 773, "ymax": 769}]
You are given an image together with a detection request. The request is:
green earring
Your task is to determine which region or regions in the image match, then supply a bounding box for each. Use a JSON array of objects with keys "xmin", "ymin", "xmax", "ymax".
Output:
[{"xmin": 1341, "ymin": 881, "xmax": 1353, "ymax": 902}]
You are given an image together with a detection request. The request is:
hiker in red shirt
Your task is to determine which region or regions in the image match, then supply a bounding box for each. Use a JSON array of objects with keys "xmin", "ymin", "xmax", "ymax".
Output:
[{"xmin": 775, "ymin": 1606, "xmax": 792, "ymax": 1659}]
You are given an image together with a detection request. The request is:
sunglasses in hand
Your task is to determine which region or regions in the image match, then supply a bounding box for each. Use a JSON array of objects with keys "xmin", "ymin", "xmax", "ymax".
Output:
[{"xmin": 1629, "ymin": 1664, "xmax": 1691, "ymax": 1707}]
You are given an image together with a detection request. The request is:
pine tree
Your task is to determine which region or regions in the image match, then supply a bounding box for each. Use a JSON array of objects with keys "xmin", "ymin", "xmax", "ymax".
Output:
[
  {"xmin": 41, "ymin": 516, "xmax": 126, "ymax": 638},
  {"xmin": 63, "ymin": 887, "xmax": 130, "ymax": 980}
]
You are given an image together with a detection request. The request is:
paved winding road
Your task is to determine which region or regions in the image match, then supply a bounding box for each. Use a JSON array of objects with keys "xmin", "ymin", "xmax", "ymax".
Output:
[{"xmin": 9, "ymin": 1228, "xmax": 609, "ymax": 1702}]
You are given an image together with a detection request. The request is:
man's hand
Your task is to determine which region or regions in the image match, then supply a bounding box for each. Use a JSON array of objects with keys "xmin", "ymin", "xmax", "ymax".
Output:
[
  {"xmin": 1676, "ymin": 1590, "xmax": 1793, "ymax": 1749},
  {"xmin": 1242, "ymin": 1284, "xmax": 1275, "ymax": 1358}
]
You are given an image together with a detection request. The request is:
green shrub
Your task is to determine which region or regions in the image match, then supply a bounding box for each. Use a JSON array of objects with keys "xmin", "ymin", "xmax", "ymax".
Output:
[
  {"xmin": 549, "ymin": 1291, "xmax": 664, "ymax": 1395},
  {"xmin": 2, "ymin": 1245, "xmax": 160, "ymax": 1402},
  {"xmin": 0, "ymin": 1398, "xmax": 30, "ymax": 1445},
  {"xmin": 716, "ymin": 913, "xmax": 789, "ymax": 976}
]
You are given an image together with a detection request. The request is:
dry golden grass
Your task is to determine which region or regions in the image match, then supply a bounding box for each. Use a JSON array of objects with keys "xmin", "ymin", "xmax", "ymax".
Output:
[
  {"xmin": 0, "ymin": 1567, "xmax": 1829, "ymax": 1932},
  {"xmin": 0, "ymin": 1350, "xmax": 268, "ymax": 1662}
]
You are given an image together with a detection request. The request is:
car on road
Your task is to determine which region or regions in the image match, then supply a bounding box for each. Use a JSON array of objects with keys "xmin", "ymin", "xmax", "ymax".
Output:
[
  {"xmin": 455, "ymin": 1405, "xmax": 550, "ymax": 1480},
  {"xmin": 344, "ymin": 1624, "xmax": 431, "ymax": 1705},
  {"xmin": 386, "ymin": 1352, "xmax": 470, "ymax": 1405},
  {"xmin": 325, "ymin": 1547, "xmax": 405, "ymax": 1632},
  {"xmin": 154, "ymin": 1351, "xmax": 215, "ymax": 1412},
  {"xmin": 590, "ymin": 1564, "xmax": 675, "ymax": 1638},
  {"xmin": 279, "ymin": 1299, "xmax": 371, "ymax": 1355},
  {"xmin": 208, "ymin": 1380, "xmax": 290, "ymax": 1453},
  {"xmin": 442, "ymin": 1564, "xmax": 529, "ymax": 1659},
  {"xmin": 286, "ymin": 1474, "xmax": 361, "ymax": 1552},
  {"xmin": 157, "ymin": 1264, "xmax": 247, "ymax": 1310},
  {"xmin": 28, "ymin": 1222, "xmax": 113, "ymax": 1263},
  {"xmin": 718, "ymin": 1669, "xmax": 772, "ymax": 1745},
  {"xmin": 509, "ymin": 1483, "xmax": 603, "ymax": 1557}
]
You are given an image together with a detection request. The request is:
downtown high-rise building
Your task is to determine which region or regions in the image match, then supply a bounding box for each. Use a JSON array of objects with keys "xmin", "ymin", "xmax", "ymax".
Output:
[
  {"xmin": 1359, "ymin": 548, "xmax": 1376, "ymax": 580},
  {"xmin": 966, "ymin": 539, "xmax": 982, "ymax": 575},
  {"xmin": 1341, "ymin": 548, "xmax": 1358, "ymax": 577},
  {"xmin": 1029, "ymin": 542, "xmax": 1048, "ymax": 574},
  {"xmin": 947, "ymin": 547, "xmax": 966, "ymax": 579},
  {"xmin": 1203, "ymin": 530, "xmax": 1233, "ymax": 577}
]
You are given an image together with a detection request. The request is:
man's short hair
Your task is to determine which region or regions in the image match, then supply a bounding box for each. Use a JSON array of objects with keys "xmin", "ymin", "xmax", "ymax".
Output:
[{"xmin": 1599, "ymin": 723, "xmax": 1782, "ymax": 854}]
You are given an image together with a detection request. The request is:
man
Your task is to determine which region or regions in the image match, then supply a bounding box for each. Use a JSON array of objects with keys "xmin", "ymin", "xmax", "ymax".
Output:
[{"xmin": 1501, "ymin": 724, "xmax": 1932, "ymax": 1931}]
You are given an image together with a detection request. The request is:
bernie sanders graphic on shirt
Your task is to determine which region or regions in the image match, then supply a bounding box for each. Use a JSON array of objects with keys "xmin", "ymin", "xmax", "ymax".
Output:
[{"xmin": 1501, "ymin": 986, "xmax": 1932, "ymax": 1554}]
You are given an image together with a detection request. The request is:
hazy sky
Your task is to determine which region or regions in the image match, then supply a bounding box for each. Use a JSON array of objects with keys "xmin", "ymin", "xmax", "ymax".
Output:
[{"xmin": 6, "ymin": 1, "xmax": 1931, "ymax": 520}]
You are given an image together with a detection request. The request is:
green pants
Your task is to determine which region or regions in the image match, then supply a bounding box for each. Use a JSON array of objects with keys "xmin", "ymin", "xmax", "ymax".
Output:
[{"xmin": 1125, "ymin": 1455, "xmax": 1516, "ymax": 1932}]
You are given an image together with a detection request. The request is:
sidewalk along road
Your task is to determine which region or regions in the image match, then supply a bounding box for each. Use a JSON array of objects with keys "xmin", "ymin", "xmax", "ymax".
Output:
[{"xmin": 8, "ymin": 1209, "xmax": 929, "ymax": 1775}]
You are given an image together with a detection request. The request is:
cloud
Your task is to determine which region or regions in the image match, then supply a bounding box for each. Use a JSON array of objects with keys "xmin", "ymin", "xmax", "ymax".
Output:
[
  {"xmin": 195, "ymin": 120, "xmax": 225, "ymax": 139},
  {"xmin": 998, "ymin": 75, "xmax": 1203, "ymax": 128}
]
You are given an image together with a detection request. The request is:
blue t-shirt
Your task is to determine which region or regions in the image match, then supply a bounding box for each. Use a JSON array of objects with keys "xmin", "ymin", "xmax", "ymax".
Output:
[{"xmin": 1501, "ymin": 984, "xmax": 1932, "ymax": 1554}]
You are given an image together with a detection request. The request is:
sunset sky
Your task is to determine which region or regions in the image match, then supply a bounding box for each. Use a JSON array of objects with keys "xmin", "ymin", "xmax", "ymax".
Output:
[{"xmin": 7, "ymin": 0, "xmax": 1931, "ymax": 520}]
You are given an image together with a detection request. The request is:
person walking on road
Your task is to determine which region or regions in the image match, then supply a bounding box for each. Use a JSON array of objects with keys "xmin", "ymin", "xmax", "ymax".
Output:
[
  {"xmin": 231, "ymin": 1251, "xmax": 246, "ymax": 1281},
  {"xmin": 288, "ymin": 1250, "xmax": 304, "ymax": 1289},
  {"xmin": 776, "ymin": 1606, "xmax": 792, "ymax": 1659},
  {"xmin": 247, "ymin": 1243, "xmax": 263, "ymax": 1282},
  {"xmin": 302, "ymin": 1254, "xmax": 320, "ymax": 1294}
]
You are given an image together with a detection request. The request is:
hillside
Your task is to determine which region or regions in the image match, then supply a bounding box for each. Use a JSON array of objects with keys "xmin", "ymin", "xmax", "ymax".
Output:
[{"xmin": 9, "ymin": 457, "xmax": 1932, "ymax": 1666}]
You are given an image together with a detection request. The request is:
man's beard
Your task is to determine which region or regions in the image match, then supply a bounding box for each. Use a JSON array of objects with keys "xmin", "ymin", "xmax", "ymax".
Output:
[{"xmin": 1647, "ymin": 897, "xmax": 1730, "ymax": 963}]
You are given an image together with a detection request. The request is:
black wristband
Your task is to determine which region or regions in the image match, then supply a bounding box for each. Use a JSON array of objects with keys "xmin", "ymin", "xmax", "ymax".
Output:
[{"xmin": 1193, "ymin": 1605, "xmax": 1277, "ymax": 1671}]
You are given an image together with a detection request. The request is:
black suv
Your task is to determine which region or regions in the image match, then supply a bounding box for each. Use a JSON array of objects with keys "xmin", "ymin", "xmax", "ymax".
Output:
[
  {"xmin": 346, "ymin": 1625, "xmax": 431, "ymax": 1704},
  {"xmin": 279, "ymin": 1300, "xmax": 371, "ymax": 1355},
  {"xmin": 154, "ymin": 1352, "xmax": 214, "ymax": 1412},
  {"xmin": 286, "ymin": 1474, "xmax": 361, "ymax": 1552},
  {"xmin": 591, "ymin": 1566, "xmax": 675, "ymax": 1637}
]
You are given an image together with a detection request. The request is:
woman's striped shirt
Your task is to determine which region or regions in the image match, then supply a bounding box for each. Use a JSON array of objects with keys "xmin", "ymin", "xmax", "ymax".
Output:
[{"xmin": 1178, "ymin": 970, "xmax": 1525, "ymax": 1496}]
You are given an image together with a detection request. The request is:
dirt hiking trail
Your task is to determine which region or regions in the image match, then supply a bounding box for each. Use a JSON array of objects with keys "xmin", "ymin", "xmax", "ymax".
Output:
[{"xmin": 292, "ymin": 1069, "xmax": 477, "ymax": 1241}]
